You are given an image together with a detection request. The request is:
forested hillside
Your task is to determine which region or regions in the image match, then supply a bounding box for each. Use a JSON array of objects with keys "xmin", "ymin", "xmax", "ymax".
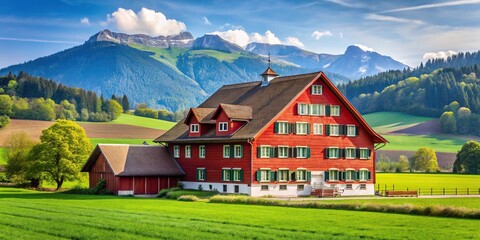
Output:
[{"xmin": 340, "ymin": 51, "xmax": 480, "ymax": 117}]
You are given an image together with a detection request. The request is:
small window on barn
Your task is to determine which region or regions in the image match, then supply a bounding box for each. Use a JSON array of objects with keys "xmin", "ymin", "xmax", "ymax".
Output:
[
  {"xmin": 223, "ymin": 145, "xmax": 231, "ymax": 158},
  {"xmin": 295, "ymin": 122, "xmax": 309, "ymax": 135},
  {"xmin": 222, "ymin": 168, "xmax": 231, "ymax": 181},
  {"xmin": 297, "ymin": 185, "xmax": 304, "ymax": 191},
  {"xmin": 330, "ymin": 105, "xmax": 340, "ymax": 116},
  {"xmin": 346, "ymin": 184, "xmax": 353, "ymax": 190},
  {"xmin": 232, "ymin": 169, "xmax": 243, "ymax": 182},
  {"xmin": 234, "ymin": 185, "xmax": 240, "ymax": 193},
  {"xmin": 345, "ymin": 148, "xmax": 356, "ymax": 159},
  {"xmin": 223, "ymin": 185, "xmax": 228, "ymax": 193},
  {"xmin": 196, "ymin": 168, "xmax": 206, "ymax": 181},
  {"xmin": 261, "ymin": 185, "xmax": 269, "ymax": 191},
  {"xmin": 185, "ymin": 145, "xmax": 191, "ymax": 158},
  {"xmin": 313, "ymin": 123, "xmax": 323, "ymax": 135},
  {"xmin": 234, "ymin": 145, "xmax": 243, "ymax": 158},
  {"xmin": 297, "ymin": 103, "xmax": 309, "ymax": 115},
  {"xmin": 173, "ymin": 145, "xmax": 180, "ymax": 158},
  {"xmin": 346, "ymin": 125, "xmax": 357, "ymax": 137},
  {"xmin": 359, "ymin": 169, "xmax": 370, "ymax": 181},
  {"xmin": 219, "ymin": 122, "xmax": 228, "ymax": 131},
  {"xmin": 190, "ymin": 124, "xmax": 199, "ymax": 133},
  {"xmin": 199, "ymin": 145, "xmax": 206, "ymax": 158},
  {"xmin": 309, "ymin": 104, "xmax": 325, "ymax": 116},
  {"xmin": 274, "ymin": 121, "xmax": 289, "ymax": 134},
  {"xmin": 311, "ymin": 85, "xmax": 323, "ymax": 95},
  {"xmin": 296, "ymin": 146, "xmax": 310, "ymax": 159},
  {"xmin": 279, "ymin": 185, "xmax": 287, "ymax": 190},
  {"xmin": 359, "ymin": 148, "xmax": 371, "ymax": 160}
]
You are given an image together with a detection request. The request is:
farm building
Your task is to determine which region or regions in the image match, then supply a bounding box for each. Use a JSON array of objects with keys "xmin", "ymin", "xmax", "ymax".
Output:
[
  {"xmin": 81, "ymin": 144, "xmax": 184, "ymax": 195},
  {"xmin": 154, "ymin": 67, "xmax": 388, "ymax": 197}
]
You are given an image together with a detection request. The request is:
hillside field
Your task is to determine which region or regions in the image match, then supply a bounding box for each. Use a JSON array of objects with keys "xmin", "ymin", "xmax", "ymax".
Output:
[
  {"xmin": 0, "ymin": 187, "xmax": 478, "ymax": 240},
  {"xmin": 363, "ymin": 112, "xmax": 434, "ymax": 133},
  {"xmin": 376, "ymin": 173, "xmax": 480, "ymax": 190}
]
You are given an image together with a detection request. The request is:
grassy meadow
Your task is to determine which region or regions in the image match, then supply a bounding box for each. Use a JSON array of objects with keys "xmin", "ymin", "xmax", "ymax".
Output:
[
  {"xmin": 376, "ymin": 173, "xmax": 480, "ymax": 190},
  {"xmin": 363, "ymin": 112, "xmax": 434, "ymax": 133},
  {"xmin": 105, "ymin": 114, "xmax": 176, "ymax": 130},
  {"xmin": 380, "ymin": 134, "xmax": 466, "ymax": 153},
  {"xmin": 0, "ymin": 187, "xmax": 478, "ymax": 240}
]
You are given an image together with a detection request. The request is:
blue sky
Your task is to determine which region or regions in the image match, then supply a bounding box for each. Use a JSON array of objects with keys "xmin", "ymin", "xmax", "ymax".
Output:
[{"xmin": 1, "ymin": 0, "xmax": 480, "ymax": 68}]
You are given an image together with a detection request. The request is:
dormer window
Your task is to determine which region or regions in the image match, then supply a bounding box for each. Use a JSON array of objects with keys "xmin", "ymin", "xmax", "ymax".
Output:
[
  {"xmin": 311, "ymin": 85, "xmax": 323, "ymax": 95},
  {"xmin": 219, "ymin": 122, "xmax": 228, "ymax": 131},
  {"xmin": 190, "ymin": 124, "xmax": 199, "ymax": 133}
]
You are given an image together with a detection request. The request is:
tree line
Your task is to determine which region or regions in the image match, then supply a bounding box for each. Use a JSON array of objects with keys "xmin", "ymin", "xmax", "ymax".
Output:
[
  {"xmin": 0, "ymin": 72, "xmax": 130, "ymax": 126},
  {"xmin": 377, "ymin": 147, "xmax": 439, "ymax": 173}
]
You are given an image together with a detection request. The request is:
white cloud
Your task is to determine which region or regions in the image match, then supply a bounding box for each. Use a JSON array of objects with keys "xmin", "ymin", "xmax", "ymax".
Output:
[
  {"xmin": 209, "ymin": 29, "xmax": 250, "ymax": 46},
  {"xmin": 104, "ymin": 8, "xmax": 186, "ymax": 36},
  {"xmin": 80, "ymin": 17, "xmax": 90, "ymax": 25},
  {"xmin": 285, "ymin": 37, "xmax": 304, "ymax": 48},
  {"xmin": 202, "ymin": 16, "xmax": 211, "ymax": 25},
  {"xmin": 423, "ymin": 50, "xmax": 457, "ymax": 60},
  {"xmin": 353, "ymin": 44, "xmax": 375, "ymax": 52},
  {"xmin": 250, "ymin": 30, "xmax": 282, "ymax": 45},
  {"xmin": 312, "ymin": 30, "xmax": 333, "ymax": 40},
  {"xmin": 365, "ymin": 13, "xmax": 424, "ymax": 25},
  {"xmin": 339, "ymin": 32, "xmax": 343, "ymax": 38},
  {"xmin": 382, "ymin": 0, "xmax": 480, "ymax": 13},
  {"xmin": 325, "ymin": 0, "xmax": 365, "ymax": 8}
]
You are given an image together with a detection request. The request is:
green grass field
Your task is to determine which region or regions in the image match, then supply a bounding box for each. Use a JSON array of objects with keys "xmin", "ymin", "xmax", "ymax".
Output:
[
  {"xmin": 376, "ymin": 173, "xmax": 480, "ymax": 190},
  {"xmin": 0, "ymin": 187, "xmax": 478, "ymax": 240},
  {"xmin": 0, "ymin": 147, "xmax": 6, "ymax": 165},
  {"xmin": 110, "ymin": 114, "xmax": 176, "ymax": 130},
  {"xmin": 363, "ymin": 112, "xmax": 434, "ymax": 133},
  {"xmin": 380, "ymin": 134, "xmax": 466, "ymax": 153}
]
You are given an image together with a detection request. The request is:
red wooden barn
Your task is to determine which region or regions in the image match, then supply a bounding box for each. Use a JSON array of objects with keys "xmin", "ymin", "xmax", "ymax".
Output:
[
  {"xmin": 154, "ymin": 67, "xmax": 387, "ymax": 197},
  {"xmin": 81, "ymin": 144, "xmax": 184, "ymax": 195}
]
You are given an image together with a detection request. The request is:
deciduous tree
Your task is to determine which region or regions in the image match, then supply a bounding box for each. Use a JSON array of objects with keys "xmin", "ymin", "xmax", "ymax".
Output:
[
  {"xmin": 5, "ymin": 132, "xmax": 37, "ymax": 185},
  {"xmin": 411, "ymin": 147, "xmax": 438, "ymax": 172},
  {"xmin": 453, "ymin": 141, "xmax": 480, "ymax": 174}
]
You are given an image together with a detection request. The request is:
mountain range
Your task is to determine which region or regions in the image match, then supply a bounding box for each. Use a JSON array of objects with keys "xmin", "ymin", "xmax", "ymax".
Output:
[{"xmin": 0, "ymin": 30, "xmax": 408, "ymax": 111}]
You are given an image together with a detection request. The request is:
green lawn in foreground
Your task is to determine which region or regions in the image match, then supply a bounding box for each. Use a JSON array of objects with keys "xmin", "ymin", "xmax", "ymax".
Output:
[
  {"xmin": 376, "ymin": 173, "xmax": 480, "ymax": 190},
  {"xmin": 110, "ymin": 114, "xmax": 176, "ymax": 130},
  {"xmin": 0, "ymin": 187, "xmax": 478, "ymax": 240},
  {"xmin": 363, "ymin": 112, "xmax": 433, "ymax": 133},
  {"xmin": 0, "ymin": 147, "xmax": 6, "ymax": 165},
  {"xmin": 380, "ymin": 134, "xmax": 466, "ymax": 153}
]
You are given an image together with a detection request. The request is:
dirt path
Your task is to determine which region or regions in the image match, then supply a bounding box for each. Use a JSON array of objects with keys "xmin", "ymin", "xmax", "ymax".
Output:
[{"xmin": 0, "ymin": 119, "xmax": 164, "ymax": 146}]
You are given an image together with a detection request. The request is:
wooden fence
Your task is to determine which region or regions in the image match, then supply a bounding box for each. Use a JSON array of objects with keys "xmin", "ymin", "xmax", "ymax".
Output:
[{"xmin": 376, "ymin": 184, "xmax": 480, "ymax": 196}]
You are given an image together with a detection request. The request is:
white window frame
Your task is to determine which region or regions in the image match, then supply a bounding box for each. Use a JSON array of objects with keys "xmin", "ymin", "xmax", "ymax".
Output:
[
  {"xmin": 185, "ymin": 145, "xmax": 191, "ymax": 158},
  {"xmin": 329, "ymin": 124, "xmax": 340, "ymax": 136},
  {"xmin": 328, "ymin": 169, "xmax": 339, "ymax": 181},
  {"xmin": 259, "ymin": 169, "xmax": 271, "ymax": 182},
  {"xmin": 313, "ymin": 123, "xmax": 323, "ymax": 135},
  {"xmin": 277, "ymin": 121, "xmax": 289, "ymax": 134},
  {"xmin": 259, "ymin": 146, "xmax": 272, "ymax": 158},
  {"xmin": 197, "ymin": 168, "xmax": 206, "ymax": 181},
  {"xmin": 359, "ymin": 148, "xmax": 370, "ymax": 160},
  {"xmin": 222, "ymin": 168, "xmax": 231, "ymax": 181},
  {"xmin": 330, "ymin": 105, "xmax": 340, "ymax": 116},
  {"xmin": 311, "ymin": 85, "xmax": 323, "ymax": 95},
  {"xmin": 219, "ymin": 122, "xmax": 228, "ymax": 131},
  {"xmin": 309, "ymin": 104, "xmax": 320, "ymax": 116},
  {"xmin": 359, "ymin": 169, "xmax": 369, "ymax": 181},
  {"xmin": 277, "ymin": 146, "xmax": 289, "ymax": 158},
  {"xmin": 199, "ymin": 145, "xmax": 206, "ymax": 158},
  {"xmin": 347, "ymin": 125, "xmax": 356, "ymax": 137},
  {"xmin": 277, "ymin": 169, "xmax": 289, "ymax": 182},
  {"xmin": 232, "ymin": 168, "xmax": 242, "ymax": 182},
  {"xmin": 296, "ymin": 146, "xmax": 308, "ymax": 159},
  {"xmin": 328, "ymin": 147, "xmax": 339, "ymax": 159},
  {"xmin": 297, "ymin": 103, "xmax": 309, "ymax": 115},
  {"xmin": 296, "ymin": 122, "xmax": 308, "ymax": 135},
  {"xmin": 223, "ymin": 145, "xmax": 231, "ymax": 158},
  {"xmin": 296, "ymin": 169, "xmax": 307, "ymax": 182},
  {"xmin": 345, "ymin": 169, "xmax": 355, "ymax": 182},
  {"xmin": 173, "ymin": 145, "xmax": 180, "ymax": 158},
  {"xmin": 190, "ymin": 124, "xmax": 199, "ymax": 133},
  {"xmin": 234, "ymin": 145, "xmax": 242, "ymax": 158},
  {"xmin": 345, "ymin": 147, "xmax": 356, "ymax": 159}
]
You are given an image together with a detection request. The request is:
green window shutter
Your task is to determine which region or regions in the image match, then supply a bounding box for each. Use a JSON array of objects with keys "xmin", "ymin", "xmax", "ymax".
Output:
[
  {"xmin": 325, "ymin": 148, "xmax": 330, "ymax": 159},
  {"xmin": 367, "ymin": 149, "xmax": 371, "ymax": 159},
  {"xmin": 292, "ymin": 147, "xmax": 297, "ymax": 158},
  {"xmin": 240, "ymin": 170, "xmax": 244, "ymax": 182},
  {"xmin": 339, "ymin": 125, "xmax": 344, "ymax": 135},
  {"xmin": 326, "ymin": 105, "xmax": 331, "ymax": 116},
  {"xmin": 256, "ymin": 171, "xmax": 261, "ymax": 181},
  {"xmin": 240, "ymin": 145, "xmax": 244, "ymax": 157},
  {"xmin": 290, "ymin": 123, "xmax": 296, "ymax": 134},
  {"xmin": 325, "ymin": 171, "xmax": 330, "ymax": 181},
  {"xmin": 270, "ymin": 171, "xmax": 276, "ymax": 182},
  {"xmin": 203, "ymin": 169, "xmax": 207, "ymax": 181},
  {"xmin": 355, "ymin": 171, "xmax": 360, "ymax": 180},
  {"xmin": 276, "ymin": 171, "xmax": 280, "ymax": 181},
  {"xmin": 221, "ymin": 169, "xmax": 225, "ymax": 181},
  {"xmin": 274, "ymin": 122, "xmax": 279, "ymax": 133},
  {"xmin": 356, "ymin": 148, "xmax": 360, "ymax": 159},
  {"xmin": 325, "ymin": 124, "xmax": 330, "ymax": 136},
  {"xmin": 306, "ymin": 147, "xmax": 311, "ymax": 158},
  {"xmin": 306, "ymin": 123, "xmax": 311, "ymax": 134},
  {"xmin": 307, "ymin": 171, "xmax": 312, "ymax": 181},
  {"xmin": 230, "ymin": 145, "xmax": 234, "ymax": 158},
  {"xmin": 229, "ymin": 169, "xmax": 233, "ymax": 181},
  {"xmin": 270, "ymin": 147, "xmax": 275, "ymax": 158},
  {"xmin": 196, "ymin": 169, "xmax": 199, "ymax": 181},
  {"xmin": 367, "ymin": 171, "xmax": 371, "ymax": 180},
  {"xmin": 286, "ymin": 122, "xmax": 290, "ymax": 134},
  {"xmin": 341, "ymin": 171, "xmax": 346, "ymax": 181},
  {"xmin": 290, "ymin": 171, "xmax": 296, "ymax": 181},
  {"xmin": 257, "ymin": 147, "xmax": 262, "ymax": 158},
  {"xmin": 273, "ymin": 147, "xmax": 278, "ymax": 158},
  {"xmin": 288, "ymin": 147, "xmax": 293, "ymax": 158},
  {"xmin": 355, "ymin": 126, "xmax": 359, "ymax": 136},
  {"xmin": 338, "ymin": 106, "xmax": 341, "ymax": 116}
]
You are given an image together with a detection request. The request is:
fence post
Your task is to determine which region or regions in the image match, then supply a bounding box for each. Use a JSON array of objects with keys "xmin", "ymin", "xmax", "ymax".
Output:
[
  {"xmin": 443, "ymin": 188, "xmax": 445, "ymax": 195},
  {"xmin": 430, "ymin": 188, "xmax": 433, "ymax": 195},
  {"xmin": 418, "ymin": 188, "xmax": 421, "ymax": 195},
  {"xmin": 407, "ymin": 187, "xmax": 409, "ymax": 191},
  {"xmin": 456, "ymin": 188, "xmax": 457, "ymax": 195},
  {"xmin": 467, "ymin": 188, "xmax": 469, "ymax": 195}
]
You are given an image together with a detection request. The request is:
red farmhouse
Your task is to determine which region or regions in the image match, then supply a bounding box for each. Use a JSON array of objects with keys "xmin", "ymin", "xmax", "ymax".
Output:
[{"xmin": 154, "ymin": 68, "xmax": 387, "ymax": 197}]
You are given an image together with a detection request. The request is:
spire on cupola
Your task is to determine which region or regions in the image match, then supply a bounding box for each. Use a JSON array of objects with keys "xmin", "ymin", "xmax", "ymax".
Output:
[{"xmin": 261, "ymin": 53, "xmax": 279, "ymax": 86}]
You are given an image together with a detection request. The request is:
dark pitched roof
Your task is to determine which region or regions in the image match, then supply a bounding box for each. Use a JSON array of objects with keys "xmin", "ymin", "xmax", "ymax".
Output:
[
  {"xmin": 184, "ymin": 108, "xmax": 216, "ymax": 124},
  {"xmin": 155, "ymin": 71, "xmax": 387, "ymax": 144},
  {"xmin": 212, "ymin": 103, "xmax": 253, "ymax": 120},
  {"xmin": 81, "ymin": 144, "xmax": 185, "ymax": 177}
]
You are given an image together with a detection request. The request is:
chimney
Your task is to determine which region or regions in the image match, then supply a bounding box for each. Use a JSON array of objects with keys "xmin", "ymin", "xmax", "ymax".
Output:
[{"xmin": 260, "ymin": 53, "xmax": 279, "ymax": 86}]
